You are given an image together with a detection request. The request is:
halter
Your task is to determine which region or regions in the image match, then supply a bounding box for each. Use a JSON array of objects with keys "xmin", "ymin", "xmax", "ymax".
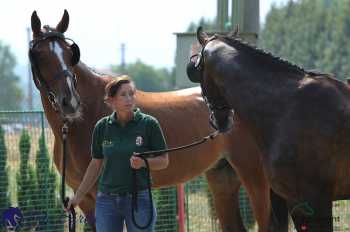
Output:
[
  {"xmin": 188, "ymin": 35, "xmax": 232, "ymax": 131},
  {"xmin": 28, "ymin": 28, "xmax": 80, "ymax": 118}
]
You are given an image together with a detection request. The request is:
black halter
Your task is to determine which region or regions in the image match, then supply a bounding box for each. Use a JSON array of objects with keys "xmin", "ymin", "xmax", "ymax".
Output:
[
  {"xmin": 186, "ymin": 35, "xmax": 233, "ymax": 132},
  {"xmin": 28, "ymin": 28, "xmax": 80, "ymax": 115},
  {"xmin": 187, "ymin": 37, "xmax": 231, "ymax": 109}
]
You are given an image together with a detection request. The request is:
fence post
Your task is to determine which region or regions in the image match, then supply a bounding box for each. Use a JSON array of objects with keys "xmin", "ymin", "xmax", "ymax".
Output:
[{"xmin": 177, "ymin": 184, "xmax": 185, "ymax": 232}]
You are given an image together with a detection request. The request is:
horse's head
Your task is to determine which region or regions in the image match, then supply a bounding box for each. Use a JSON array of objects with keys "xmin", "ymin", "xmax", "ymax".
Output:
[
  {"xmin": 29, "ymin": 10, "xmax": 81, "ymax": 121},
  {"xmin": 186, "ymin": 27, "xmax": 235, "ymax": 133}
]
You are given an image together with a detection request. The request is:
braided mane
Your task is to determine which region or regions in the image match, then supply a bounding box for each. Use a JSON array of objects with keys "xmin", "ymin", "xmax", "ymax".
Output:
[{"xmin": 218, "ymin": 34, "xmax": 307, "ymax": 76}]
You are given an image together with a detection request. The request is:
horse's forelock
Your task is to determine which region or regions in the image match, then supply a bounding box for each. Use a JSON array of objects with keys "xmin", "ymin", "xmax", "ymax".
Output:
[{"xmin": 42, "ymin": 25, "xmax": 58, "ymax": 34}]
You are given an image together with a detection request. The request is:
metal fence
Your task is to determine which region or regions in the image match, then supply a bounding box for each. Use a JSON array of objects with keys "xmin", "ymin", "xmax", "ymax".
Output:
[
  {"xmin": 3, "ymin": 111, "xmax": 350, "ymax": 231},
  {"xmin": 0, "ymin": 111, "xmax": 63, "ymax": 232},
  {"xmin": 0, "ymin": 111, "xmax": 223, "ymax": 232}
]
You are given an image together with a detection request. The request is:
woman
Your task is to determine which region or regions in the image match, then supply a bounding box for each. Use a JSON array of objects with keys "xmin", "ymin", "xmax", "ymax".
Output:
[{"xmin": 66, "ymin": 76, "xmax": 169, "ymax": 232}]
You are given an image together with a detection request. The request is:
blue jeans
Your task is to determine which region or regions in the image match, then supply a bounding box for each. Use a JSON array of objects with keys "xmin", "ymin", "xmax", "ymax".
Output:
[{"xmin": 95, "ymin": 190, "xmax": 156, "ymax": 232}]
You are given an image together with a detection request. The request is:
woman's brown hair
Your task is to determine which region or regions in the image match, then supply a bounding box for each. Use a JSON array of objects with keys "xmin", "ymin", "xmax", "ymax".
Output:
[{"xmin": 104, "ymin": 75, "xmax": 134, "ymax": 101}]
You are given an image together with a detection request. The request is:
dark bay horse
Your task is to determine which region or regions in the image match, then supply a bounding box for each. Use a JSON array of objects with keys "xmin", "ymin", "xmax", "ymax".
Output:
[
  {"xmin": 29, "ymin": 11, "xmax": 274, "ymax": 232},
  {"xmin": 187, "ymin": 27, "xmax": 350, "ymax": 231}
]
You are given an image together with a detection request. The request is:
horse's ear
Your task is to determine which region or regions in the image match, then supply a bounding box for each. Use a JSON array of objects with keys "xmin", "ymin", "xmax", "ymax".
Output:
[
  {"xmin": 31, "ymin": 11, "xmax": 42, "ymax": 36},
  {"xmin": 197, "ymin": 27, "xmax": 209, "ymax": 46},
  {"xmin": 56, "ymin": 9, "xmax": 69, "ymax": 33},
  {"xmin": 228, "ymin": 24, "xmax": 240, "ymax": 38}
]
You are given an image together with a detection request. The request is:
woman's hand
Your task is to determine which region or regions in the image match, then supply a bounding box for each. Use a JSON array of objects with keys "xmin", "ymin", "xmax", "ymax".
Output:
[
  {"xmin": 64, "ymin": 194, "xmax": 82, "ymax": 212},
  {"xmin": 130, "ymin": 153, "xmax": 146, "ymax": 169}
]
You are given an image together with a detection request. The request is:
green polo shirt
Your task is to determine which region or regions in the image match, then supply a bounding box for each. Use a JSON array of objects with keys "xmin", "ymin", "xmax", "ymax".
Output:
[{"xmin": 91, "ymin": 108, "xmax": 167, "ymax": 194}]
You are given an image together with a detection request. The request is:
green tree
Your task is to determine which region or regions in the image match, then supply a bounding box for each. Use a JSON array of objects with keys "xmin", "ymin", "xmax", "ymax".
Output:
[
  {"xmin": 260, "ymin": 0, "xmax": 350, "ymax": 80},
  {"xmin": 17, "ymin": 129, "xmax": 37, "ymax": 230},
  {"xmin": 112, "ymin": 60, "xmax": 174, "ymax": 91},
  {"xmin": 0, "ymin": 125, "xmax": 10, "ymax": 232},
  {"xmin": 35, "ymin": 132, "xmax": 64, "ymax": 231},
  {"xmin": 0, "ymin": 41, "xmax": 23, "ymax": 110}
]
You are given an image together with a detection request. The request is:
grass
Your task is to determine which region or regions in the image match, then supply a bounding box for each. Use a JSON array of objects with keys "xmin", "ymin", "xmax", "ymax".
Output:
[{"xmin": 187, "ymin": 191, "xmax": 220, "ymax": 232}]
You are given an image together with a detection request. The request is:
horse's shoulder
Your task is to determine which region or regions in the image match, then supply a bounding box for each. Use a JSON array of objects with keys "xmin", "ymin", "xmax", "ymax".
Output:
[
  {"xmin": 294, "ymin": 75, "xmax": 350, "ymax": 119},
  {"xmin": 299, "ymin": 73, "xmax": 344, "ymax": 92}
]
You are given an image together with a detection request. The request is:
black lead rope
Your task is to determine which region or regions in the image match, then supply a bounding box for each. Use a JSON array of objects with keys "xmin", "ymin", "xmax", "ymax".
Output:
[
  {"xmin": 61, "ymin": 122, "xmax": 76, "ymax": 232},
  {"xmin": 131, "ymin": 158, "xmax": 153, "ymax": 229},
  {"xmin": 135, "ymin": 130, "xmax": 219, "ymax": 157},
  {"xmin": 131, "ymin": 130, "xmax": 219, "ymax": 229}
]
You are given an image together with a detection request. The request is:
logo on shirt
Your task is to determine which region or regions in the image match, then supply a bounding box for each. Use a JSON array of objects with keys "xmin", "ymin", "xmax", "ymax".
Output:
[
  {"xmin": 102, "ymin": 140, "xmax": 113, "ymax": 147},
  {"xmin": 135, "ymin": 136, "xmax": 143, "ymax": 146}
]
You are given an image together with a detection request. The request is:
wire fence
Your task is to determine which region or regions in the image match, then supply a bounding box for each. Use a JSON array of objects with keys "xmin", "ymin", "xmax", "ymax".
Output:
[
  {"xmin": 0, "ymin": 111, "xmax": 221, "ymax": 232},
  {"xmin": 2, "ymin": 111, "xmax": 350, "ymax": 231}
]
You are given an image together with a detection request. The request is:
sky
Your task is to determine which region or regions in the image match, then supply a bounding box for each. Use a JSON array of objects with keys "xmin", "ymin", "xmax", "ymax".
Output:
[{"xmin": 0, "ymin": 0, "xmax": 288, "ymax": 76}]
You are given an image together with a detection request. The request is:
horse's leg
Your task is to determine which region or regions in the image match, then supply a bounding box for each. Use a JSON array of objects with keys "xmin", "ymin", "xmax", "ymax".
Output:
[
  {"xmin": 269, "ymin": 190, "xmax": 289, "ymax": 232},
  {"xmin": 225, "ymin": 149, "xmax": 271, "ymax": 232},
  {"xmin": 205, "ymin": 158, "xmax": 246, "ymax": 232},
  {"xmin": 221, "ymin": 119, "xmax": 273, "ymax": 232},
  {"xmin": 234, "ymin": 167, "xmax": 270, "ymax": 232},
  {"xmin": 287, "ymin": 197, "xmax": 333, "ymax": 232}
]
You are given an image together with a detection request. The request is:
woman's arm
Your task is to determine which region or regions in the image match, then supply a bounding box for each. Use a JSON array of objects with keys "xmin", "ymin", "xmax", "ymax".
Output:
[
  {"xmin": 66, "ymin": 158, "xmax": 103, "ymax": 210},
  {"xmin": 130, "ymin": 153, "xmax": 169, "ymax": 171},
  {"xmin": 146, "ymin": 153, "xmax": 169, "ymax": 170},
  {"xmin": 75, "ymin": 158, "xmax": 103, "ymax": 198}
]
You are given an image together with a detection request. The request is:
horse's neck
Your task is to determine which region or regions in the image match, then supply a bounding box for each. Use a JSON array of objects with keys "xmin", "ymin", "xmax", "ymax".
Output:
[
  {"xmin": 222, "ymin": 65, "xmax": 304, "ymax": 150},
  {"xmin": 74, "ymin": 63, "xmax": 112, "ymax": 118}
]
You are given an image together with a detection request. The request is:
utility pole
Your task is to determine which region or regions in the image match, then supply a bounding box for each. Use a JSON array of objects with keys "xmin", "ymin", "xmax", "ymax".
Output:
[
  {"xmin": 120, "ymin": 43, "xmax": 126, "ymax": 72},
  {"xmin": 231, "ymin": 0, "xmax": 259, "ymax": 44},
  {"xmin": 26, "ymin": 27, "xmax": 33, "ymax": 110},
  {"xmin": 217, "ymin": 0, "xmax": 229, "ymax": 31},
  {"xmin": 242, "ymin": 0, "xmax": 259, "ymax": 38}
]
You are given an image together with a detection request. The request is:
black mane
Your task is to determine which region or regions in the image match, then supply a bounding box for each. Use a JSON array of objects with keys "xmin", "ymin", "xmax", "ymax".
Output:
[{"xmin": 218, "ymin": 35, "xmax": 307, "ymax": 76}]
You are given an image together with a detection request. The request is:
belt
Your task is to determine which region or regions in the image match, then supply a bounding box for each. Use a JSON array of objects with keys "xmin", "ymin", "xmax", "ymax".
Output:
[
  {"xmin": 98, "ymin": 191, "xmax": 130, "ymax": 197},
  {"xmin": 98, "ymin": 188, "xmax": 148, "ymax": 197},
  {"xmin": 108, "ymin": 192, "xmax": 129, "ymax": 197}
]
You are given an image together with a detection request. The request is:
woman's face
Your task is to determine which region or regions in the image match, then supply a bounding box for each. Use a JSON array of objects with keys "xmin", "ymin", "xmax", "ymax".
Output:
[{"xmin": 110, "ymin": 83, "xmax": 136, "ymax": 112}]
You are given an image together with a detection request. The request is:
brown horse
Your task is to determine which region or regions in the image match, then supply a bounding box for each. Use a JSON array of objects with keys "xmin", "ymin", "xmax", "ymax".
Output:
[
  {"xmin": 29, "ymin": 11, "xmax": 274, "ymax": 232},
  {"xmin": 188, "ymin": 27, "xmax": 350, "ymax": 231}
]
